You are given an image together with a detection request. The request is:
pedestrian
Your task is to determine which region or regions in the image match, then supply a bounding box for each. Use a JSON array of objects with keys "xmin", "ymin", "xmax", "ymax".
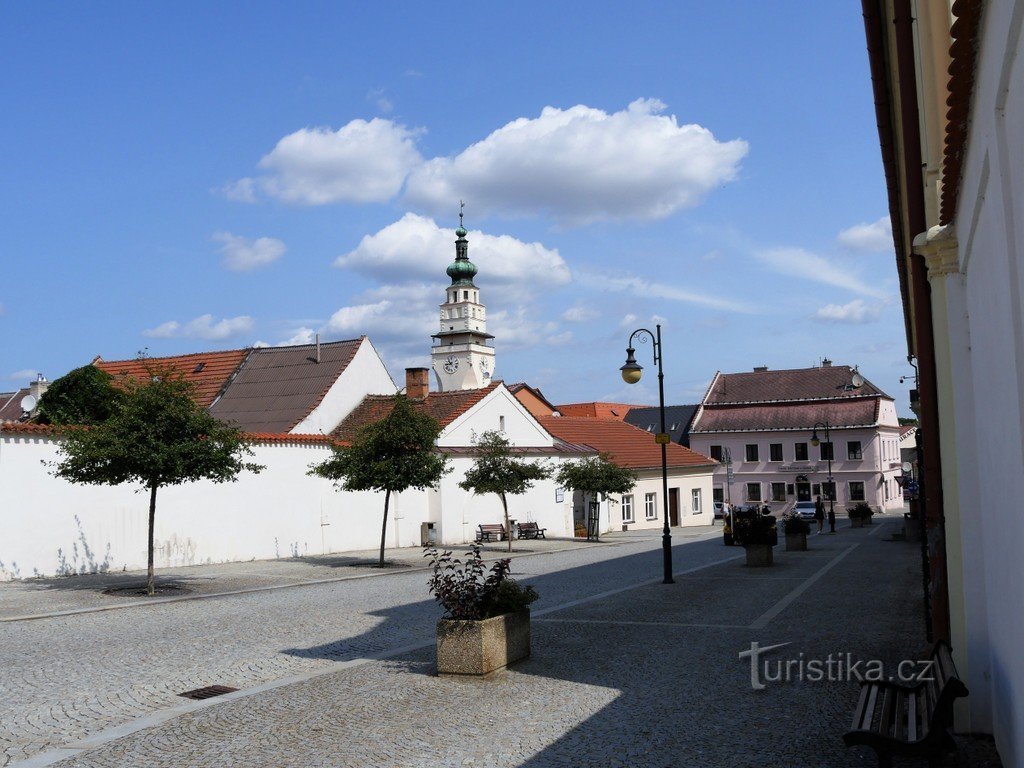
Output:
[{"xmin": 814, "ymin": 494, "xmax": 825, "ymax": 534}]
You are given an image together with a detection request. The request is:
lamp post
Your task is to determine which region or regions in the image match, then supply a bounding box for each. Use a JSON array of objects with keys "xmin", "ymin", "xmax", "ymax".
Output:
[
  {"xmin": 620, "ymin": 324, "xmax": 674, "ymax": 584},
  {"xmin": 810, "ymin": 421, "xmax": 836, "ymax": 533}
]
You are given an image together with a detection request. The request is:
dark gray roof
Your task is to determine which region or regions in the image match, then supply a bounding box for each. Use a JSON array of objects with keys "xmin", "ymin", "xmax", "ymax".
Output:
[
  {"xmin": 623, "ymin": 404, "xmax": 699, "ymax": 446},
  {"xmin": 208, "ymin": 339, "xmax": 363, "ymax": 433},
  {"xmin": 0, "ymin": 388, "xmax": 31, "ymax": 422}
]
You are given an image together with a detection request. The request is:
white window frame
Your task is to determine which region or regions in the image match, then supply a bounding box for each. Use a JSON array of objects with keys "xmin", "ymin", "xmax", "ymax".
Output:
[
  {"xmin": 644, "ymin": 492, "xmax": 657, "ymax": 520},
  {"xmin": 770, "ymin": 482, "xmax": 786, "ymax": 502},
  {"xmin": 849, "ymin": 481, "xmax": 866, "ymax": 502},
  {"xmin": 746, "ymin": 482, "xmax": 762, "ymax": 502},
  {"xmin": 691, "ymin": 488, "xmax": 701, "ymax": 514},
  {"xmin": 622, "ymin": 494, "xmax": 635, "ymax": 523},
  {"xmin": 769, "ymin": 443, "xmax": 783, "ymax": 462}
]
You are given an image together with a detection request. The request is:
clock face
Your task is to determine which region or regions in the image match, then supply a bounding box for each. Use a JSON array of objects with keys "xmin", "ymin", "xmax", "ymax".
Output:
[
  {"xmin": 479, "ymin": 358, "xmax": 489, "ymax": 372},
  {"xmin": 443, "ymin": 356, "xmax": 459, "ymax": 373}
]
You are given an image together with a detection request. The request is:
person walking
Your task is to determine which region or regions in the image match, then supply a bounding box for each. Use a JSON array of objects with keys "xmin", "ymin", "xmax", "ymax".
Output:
[{"xmin": 814, "ymin": 494, "xmax": 825, "ymax": 534}]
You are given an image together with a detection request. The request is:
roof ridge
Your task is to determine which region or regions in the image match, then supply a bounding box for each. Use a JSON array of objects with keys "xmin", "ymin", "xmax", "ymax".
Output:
[{"xmin": 96, "ymin": 347, "xmax": 252, "ymax": 365}]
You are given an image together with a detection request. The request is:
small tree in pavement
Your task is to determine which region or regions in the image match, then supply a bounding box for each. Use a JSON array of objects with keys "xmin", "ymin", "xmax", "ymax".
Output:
[
  {"xmin": 50, "ymin": 366, "xmax": 262, "ymax": 595},
  {"xmin": 459, "ymin": 430, "xmax": 551, "ymax": 552},
  {"xmin": 555, "ymin": 453, "xmax": 637, "ymax": 540},
  {"xmin": 310, "ymin": 394, "xmax": 450, "ymax": 567}
]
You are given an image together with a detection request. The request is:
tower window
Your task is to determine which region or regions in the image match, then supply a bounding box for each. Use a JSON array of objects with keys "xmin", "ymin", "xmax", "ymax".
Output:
[{"xmin": 463, "ymin": 290, "xmax": 469, "ymax": 300}]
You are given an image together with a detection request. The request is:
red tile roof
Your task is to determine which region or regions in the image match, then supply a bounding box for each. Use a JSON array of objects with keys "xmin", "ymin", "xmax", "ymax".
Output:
[
  {"xmin": 0, "ymin": 421, "xmax": 341, "ymax": 446},
  {"xmin": 333, "ymin": 383, "xmax": 500, "ymax": 441},
  {"xmin": 94, "ymin": 349, "xmax": 250, "ymax": 408},
  {"xmin": 538, "ymin": 416, "xmax": 716, "ymax": 471},
  {"xmin": 705, "ymin": 365, "xmax": 889, "ymax": 404},
  {"xmin": 555, "ymin": 402, "xmax": 641, "ymax": 419},
  {"xmin": 691, "ymin": 398, "xmax": 880, "ymax": 433}
]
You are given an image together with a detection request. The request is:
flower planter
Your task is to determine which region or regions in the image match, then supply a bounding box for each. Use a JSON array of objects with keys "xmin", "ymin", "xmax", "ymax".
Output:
[
  {"xmin": 744, "ymin": 543, "xmax": 774, "ymax": 567},
  {"xmin": 436, "ymin": 609, "xmax": 530, "ymax": 675},
  {"xmin": 785, "ymin": 532, "xmax": 808, "ymax": 551},
  {"xmin": 850, "ymin": 517, "xmax": 865, "ymax": 529}
]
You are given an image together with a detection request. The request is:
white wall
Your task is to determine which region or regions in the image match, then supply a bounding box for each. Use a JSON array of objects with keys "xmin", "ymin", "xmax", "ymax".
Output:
[
  {"xmin": 438, "ymin": 386, "xmax": 554, "ymax": 449},
  {"xmin": 292, "ymin": 338, "xmax": 397, "ymax": 434},
  {"xmin": 605, "ymin": 468, "xmax": 714, "ymax": 531},
  {"xmin": 0, "ymin": 434, "xmax": 433, "ymax": 579},
  {"xmin": 947, "ymin": 1, "xmax": 1024, "ymax": 758}
]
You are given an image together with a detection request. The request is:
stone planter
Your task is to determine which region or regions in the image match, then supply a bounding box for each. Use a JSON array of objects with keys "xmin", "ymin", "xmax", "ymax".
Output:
[
  {"xmin": 436, "ymin": 610, "xmax": 530, "ymax": 675},
  {"xmin": 785, "ymin": 532, "xmax": 808, "ymax": 551},
  {"xmin": 851, "ymin": 517, "xmax": 866, "ymax": 529},
  {"xmin": 744, "ymin": 543, "xmax": 774, "ymax": 567}
]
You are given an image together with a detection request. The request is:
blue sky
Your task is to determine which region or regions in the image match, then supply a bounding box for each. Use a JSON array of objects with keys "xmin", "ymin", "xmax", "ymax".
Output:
[{"xmin": 0, "ymin": 3, "xmax": 914, "ymax": 411}]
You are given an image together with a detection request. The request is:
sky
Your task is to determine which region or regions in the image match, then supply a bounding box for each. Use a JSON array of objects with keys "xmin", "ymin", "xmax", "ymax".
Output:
[{"xmin": 0, "ymin": 3, "xmax": 916, "ymax": 412}]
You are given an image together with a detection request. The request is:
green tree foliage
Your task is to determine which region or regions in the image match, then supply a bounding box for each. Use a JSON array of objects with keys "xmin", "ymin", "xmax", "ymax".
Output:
[
  {"xmin": 50, "ymin": 366, "xmax": 263, "ymax": 594},
  {"xmin": 310, "ymin": 395, "xmax": 450, "ymax": 567},
  {"xmin": 37, "ymin": 365, "xmax": 120, "ymax": 425},
  {"xmin": 555, "ymin": 453, "xmax": 636, "ymax": 541},
  {"xmin": 459, "ymin": 430, "xmax": 551, "ymax": 552}
]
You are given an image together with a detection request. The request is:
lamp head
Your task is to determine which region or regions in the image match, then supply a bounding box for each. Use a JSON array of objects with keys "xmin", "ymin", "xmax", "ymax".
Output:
[
  {"xmin": 620, "ymin": 347, "xmax": 643, "ymax": 384},
  {"xmin": 810, "ymin": 428, "xmax": 820, "ymax": 447}
]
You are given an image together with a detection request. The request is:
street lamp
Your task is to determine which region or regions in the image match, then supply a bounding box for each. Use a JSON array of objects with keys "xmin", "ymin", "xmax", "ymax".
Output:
[
  {"xmin": 810, "ymin": 421, "xmax": 836, "ymax": 533},
  {"xmin": 621, "ymin": 324, "xmax": 674, "ymax": 584}
]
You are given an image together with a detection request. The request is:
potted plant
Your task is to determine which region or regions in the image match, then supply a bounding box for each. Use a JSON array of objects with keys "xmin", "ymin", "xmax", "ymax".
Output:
[
  {"xmin": 425, "ymin": 545, "xmax": 538, "ymax": 675},
  {"xmin": 781, "ymin": 513, "xmax": 810, "ymax": 551},
  {"xmin": 732, "ymin": 508, "xmax": 777, "ymax": 566},
  {"xmin": 847, "ymin": 502, "xmax": 874, "ymax": 528}
]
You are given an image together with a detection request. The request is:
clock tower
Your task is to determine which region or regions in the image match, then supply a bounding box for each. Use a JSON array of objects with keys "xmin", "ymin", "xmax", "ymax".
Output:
[{"xmin": 431, "ymin": 209, "xmax": 495, "ymax": 391}]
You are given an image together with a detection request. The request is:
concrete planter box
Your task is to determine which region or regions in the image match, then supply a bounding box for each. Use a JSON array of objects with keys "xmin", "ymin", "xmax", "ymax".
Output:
[
  {"xmin": 744, "ymin": 543, "xmax": 774, "ymax": 567},
  {"xmin": 436, "ymin": 610, "xmax": 530, "ymax": 675},
  {"xmin": 850, "ymin": 517, "xmax": 866, "ymax": 529},
  {"xmin": 785, "ymin": 532, "xmax": 808, "ymax": 551}
]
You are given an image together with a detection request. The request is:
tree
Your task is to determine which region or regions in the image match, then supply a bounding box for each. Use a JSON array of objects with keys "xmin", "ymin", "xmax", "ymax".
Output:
[
  {"xmin": 555, "ymin": 453, "xmax": 637, "ymax": 541},
  {"xmin": 50, "ymin": 367, "xmax": 262, "ymax": 594},
  {"xmin": 310, "ymin": 395, "xmax": 450, "ymax": 567},
  {"xmin": 459, "ymin": 430, "xmax": 551, "ymax": 552},
  {"xmin": 37, "ymin": 365, "xmax": 120, "ymax": 425}
]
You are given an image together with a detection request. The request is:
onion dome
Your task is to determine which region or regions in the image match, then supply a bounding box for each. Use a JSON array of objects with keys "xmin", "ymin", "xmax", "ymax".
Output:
[{"xmin": 446, "ymin": 212, "xmax": 477, "ymax": 285}]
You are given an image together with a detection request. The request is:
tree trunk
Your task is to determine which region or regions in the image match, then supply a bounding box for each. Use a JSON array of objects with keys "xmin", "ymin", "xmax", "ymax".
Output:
[
  {"xmin": 501, "ymin": 492, "xmax": 511, "ymax": 552},
  {"xmin": 147, "ymin": 483, "xmax": 158, "ymax": 596},
  {"xmin": 379, "ymin": 489, "xmax": 391, "ymax": 568}
]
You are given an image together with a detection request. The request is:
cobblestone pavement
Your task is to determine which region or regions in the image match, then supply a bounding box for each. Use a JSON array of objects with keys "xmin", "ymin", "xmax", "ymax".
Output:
[{"xmin": 5, "ymin": 519, "xmax": 1003, "ymax": 767}]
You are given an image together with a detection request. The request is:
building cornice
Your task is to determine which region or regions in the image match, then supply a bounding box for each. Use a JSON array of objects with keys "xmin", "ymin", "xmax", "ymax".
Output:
[{"xmin": 913, "ymin": 223, "xmax": 960, "ymax": 278}]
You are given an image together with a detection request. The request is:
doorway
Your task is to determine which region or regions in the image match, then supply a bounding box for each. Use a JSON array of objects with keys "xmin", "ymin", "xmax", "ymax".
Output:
[
  {"xmin": 669, "ymin": 488, "xmax": 680, "ymax": 526},
  {"xmin": 796, "ymin": 476, "xmax": 811, "ymax": 502}
]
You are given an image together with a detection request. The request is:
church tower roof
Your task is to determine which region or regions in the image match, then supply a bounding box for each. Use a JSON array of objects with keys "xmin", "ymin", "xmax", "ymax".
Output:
[{"xmin": 446, "ymin": 204, "xmax": 477, "ymax": 286}]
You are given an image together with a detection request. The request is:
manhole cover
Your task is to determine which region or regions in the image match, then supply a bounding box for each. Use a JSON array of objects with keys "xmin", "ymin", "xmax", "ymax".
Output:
[{"xmin": 178, "ymin": 685, "xmax": 238, "ymax": 700}]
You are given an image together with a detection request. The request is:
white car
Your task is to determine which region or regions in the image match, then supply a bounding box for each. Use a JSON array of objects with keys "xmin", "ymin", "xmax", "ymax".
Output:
[
  {"xmin": 713, "ymin": 501, "xmax": 725, "ymax": 519},
  {"xmin": 793, "ymin": 501, "xmax": 817, "ymax": 520}
]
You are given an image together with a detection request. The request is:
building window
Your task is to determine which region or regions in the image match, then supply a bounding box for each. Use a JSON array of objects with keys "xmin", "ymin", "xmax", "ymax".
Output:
[
  {"xmin": 770, "ymin": 482, "xmax": 786, "ymax": 502},
  {"xmin": 746, "ymin": 483, "xmax": 761, "ymax": 501},
  {"xmin": 849, "ymin": 482, "xmax": 865, "ymax": 501},
  {"xmin": 713, "ymin": 487, "xmax": 724, "ymax": 503},
  {"xmin": 622, "ymin": 495, "xmax": 634, "ymax": 523},
  {"xmin": 463, "ymin": 290, "xmax": 469, "ymax": 300},
  {"xmin": 822, "ymin": 481, "xmax": 836, "ymax": 501},
  {"xmin": 794, "ymin": 442, "xmax": 808, "ymax": 461},
  {"xmin": 812, "ymin": 483, "xmax": 821, "ymax": 496},
  {"xmin": 745, "ymin": 444, "xmax": 759, "ymax": 462},
  {"xmin": 499, "ymin": 415, "xmax": 505, "ymax": 431},
  {"xmin": 819, "ymin": 442, "xmax": 834, "ymax": 461},
  {"xmin": 847, "ymin": 441, "xmax": 862, "ymax": 460},
  {"xmin": 709, "ymin": 445, "xmax": 723, "ymax": 462},
  {"xmin": 645, "ymin": 493, "xmax": 657, "ymax": 520},
  {"xmin": 769, "ymin": 443, "xmax": 783, "ymax": 462},
  {"xmin": 691, "ymin": 488, "xmax": 702, "ymax": 514}
]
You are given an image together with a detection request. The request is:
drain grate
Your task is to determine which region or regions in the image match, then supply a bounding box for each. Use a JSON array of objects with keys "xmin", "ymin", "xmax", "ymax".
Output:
[{"xmin": 178, "ymin": 685, "xmax": 238, "ymax": 700}]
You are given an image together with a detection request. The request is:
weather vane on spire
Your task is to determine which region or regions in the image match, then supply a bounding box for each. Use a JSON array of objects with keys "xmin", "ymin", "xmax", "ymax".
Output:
[{"xmin": 459, "ymin": 199, "xmax": 465, "ymax": 228}]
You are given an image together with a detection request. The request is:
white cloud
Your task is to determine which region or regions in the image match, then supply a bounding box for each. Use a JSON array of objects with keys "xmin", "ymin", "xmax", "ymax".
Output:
[
  {"xmin": 754, "ymin": 247, "xmax": 888, "ymax": 298},
  {"xmin": 8, "ymin": 368, "xmax": 38, "ymax": 381},
  {"xmin": 837, "ymin": 216, "xmax": 893, "ymax": 252},
  {"xmin": 367, "ymin": 88, "xmax": 393, "ymax": 114},
  {"xmin": 220, "ymin": 178, "xmax": 258, "ymax": 203},
  {"xmin": 620, "ymin": 313, "xmax": 638, "ymax": 328},
  {"xmin": 229, "ymin": 118, "xmax": 424, "ymax": 205},
  {"xmin": 213, "ymin": 231, "xmax": 287, "ymax": 271},
  {"xmin": 335, "ymin": 213, "xmax": 570, "ymax": 301},
  {"xmin": 278, "ymin": 327, "xmax": 315, "ymax": 346},
  {"xmin": 404, "ymin": 98, "xmax": 748, "ymax": 225},
  {"xmin": 562, "ymin": 304, "xmax": 599, "ymax": 323},
  {"xmin": 813, "ymin": 299, "xmax": 883, "ymax": 324},
  {"xmin": 578, "ymin": 271, "xmax": 756, "ymax": 313},
  {"xmin": 143, "ymin": 314, "xmax": 254, "ymax": 340}
]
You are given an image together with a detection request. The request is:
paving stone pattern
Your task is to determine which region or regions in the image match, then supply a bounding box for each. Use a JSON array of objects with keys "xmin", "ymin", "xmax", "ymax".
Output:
[{"xmin": 3, "ymin": 522, "xmax": 1003, "ymax": 767}]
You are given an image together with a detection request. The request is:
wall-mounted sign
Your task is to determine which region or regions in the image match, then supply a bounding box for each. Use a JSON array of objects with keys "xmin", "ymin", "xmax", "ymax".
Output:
[{"xmin": 555, "ymin": 487, "xmax": 565, "ymax": 503}]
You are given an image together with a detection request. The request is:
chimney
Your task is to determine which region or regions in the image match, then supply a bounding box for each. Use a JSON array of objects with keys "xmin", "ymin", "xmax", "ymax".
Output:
[
  {"xmin": 29, "ymin": 373, "xmax": 48, "ymax": 401},
  {"xmin": 315, "ymin": 333, "xmax": 321, "ymax": 363},
  {"xmin": 406, "ymin": 367, "xmax": 430, "ymax": 400},
  {"xmin": 753, "ymin": 365, "xmax": 768, "ymax": 373},
  {"xmin": 821, "ymin": 358, "xmax": 833, "ymax": 367}
]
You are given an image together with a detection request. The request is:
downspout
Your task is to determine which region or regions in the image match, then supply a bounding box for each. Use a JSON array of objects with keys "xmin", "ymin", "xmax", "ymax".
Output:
[{"xmin": 862, "ymin": 0, "xmax": 949, "ymax": 641}]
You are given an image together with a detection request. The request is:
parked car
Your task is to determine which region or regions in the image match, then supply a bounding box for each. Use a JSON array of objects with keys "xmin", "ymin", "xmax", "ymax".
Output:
[
  {"xmin": 713, "ymin": 501, "xmax": 725, "ymax": 519},
  {"xmin": 793, "ymin": 501, "xmax": 817, "ymax": 520}
]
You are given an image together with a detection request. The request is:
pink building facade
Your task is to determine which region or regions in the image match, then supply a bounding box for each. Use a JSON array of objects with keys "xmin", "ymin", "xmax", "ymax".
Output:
[{"xmin": 688, "ymin": 364, "xmax": 904, "ymax": 515}]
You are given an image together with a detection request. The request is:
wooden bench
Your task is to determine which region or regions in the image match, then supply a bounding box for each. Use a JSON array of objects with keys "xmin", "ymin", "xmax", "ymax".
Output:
[
  {"xmin": 516, "ymin": 522, "xmax": 546, "ymax": 539},
  {"xmin": 843, "ymin": 641, "xmax": 968, "ymax": 767},
  {"xmin": 475, "ymin": 524, "xmax": 506, "ymax": 543}
]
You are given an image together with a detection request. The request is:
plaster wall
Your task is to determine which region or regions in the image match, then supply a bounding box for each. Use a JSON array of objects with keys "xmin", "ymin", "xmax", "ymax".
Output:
[
  {"xmin": 944, "ymin": 1, "xmax": 1024, "ymax": 758},
  {"xmin": 291, "ymin": 338, "xmax": 397, "ymax": 434},
  {"xmin": 438, "ymin": 387, "xmax": 554, "ymax": 449},
  {"xmin": 613, "ymin": 468, "xmax": 715, "ymax": 531}
]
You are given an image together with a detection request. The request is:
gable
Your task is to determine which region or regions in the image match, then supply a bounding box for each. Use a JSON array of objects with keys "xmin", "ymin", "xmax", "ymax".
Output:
[{"xmin": 438, "ymin": 386, "xmax": 554, "ymax": 449}]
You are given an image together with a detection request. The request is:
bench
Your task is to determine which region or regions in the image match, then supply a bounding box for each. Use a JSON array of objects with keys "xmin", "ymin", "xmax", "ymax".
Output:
[
  {"xmin": 475, "ymin": 524, "xmax": 506, "ymax": 543},
  {"xmin": 516, "ymin": 522, "xmax": 546, "ymax": 539},
  {"xmin": 843, "ymin": 641, "xmax": 968, "ymax": 768}
]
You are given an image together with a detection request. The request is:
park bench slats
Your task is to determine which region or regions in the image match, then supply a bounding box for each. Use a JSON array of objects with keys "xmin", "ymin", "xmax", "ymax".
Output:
[
  {"xmin": 475, "ymin": 524, "xmax": 506, "ymax": 543},
  {"xmin": 516, "ymin": 522, "xmax": 546, "ymax": 539},
  {"xmin": 843, "ymin": 640, "xmax": 968, "ymax": 768}
]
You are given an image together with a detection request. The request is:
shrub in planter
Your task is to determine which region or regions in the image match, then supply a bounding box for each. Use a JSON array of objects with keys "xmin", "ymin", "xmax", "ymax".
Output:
[
  {"xmin": 781, "ymin": 513, "xmax": 810, "ymax": 551},
  {"xmin": 847, "ymin": 502, "xmax": 873, "ymax": 528},
  {"xmin": 425, "ymin": 545, "xmax": 538, "ymax": 675},
  {"xmin": 732, "ymin": 509, "xmax": 776, "ymax": 566}
]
